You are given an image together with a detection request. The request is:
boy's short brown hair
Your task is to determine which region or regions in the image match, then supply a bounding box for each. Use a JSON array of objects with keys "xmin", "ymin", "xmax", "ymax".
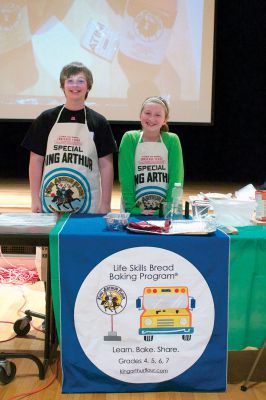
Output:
[{"xmin": 60, "ymin": 61, "xmax": 93, "ymax": 92}]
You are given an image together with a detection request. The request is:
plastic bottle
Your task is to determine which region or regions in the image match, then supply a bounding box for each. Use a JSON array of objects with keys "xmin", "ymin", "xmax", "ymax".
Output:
[{"xmin": 171, "ymin": 182, "xmax": 183, "ymax": 221}]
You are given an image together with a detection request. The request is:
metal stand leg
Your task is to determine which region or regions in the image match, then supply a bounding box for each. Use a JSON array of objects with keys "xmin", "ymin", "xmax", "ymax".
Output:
[
  {"xmin": 1, "ymin": 247, "xmax": 58, "ymax": 384},
  {"xmin": 241, "ymin": 337, "xmax": 266, "ymax": 391}
]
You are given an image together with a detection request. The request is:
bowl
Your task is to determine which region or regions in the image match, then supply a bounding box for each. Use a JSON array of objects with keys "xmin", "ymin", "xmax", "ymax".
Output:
[{"xmin": 104, "ymin": 213, "xmax": 130, "ymax": 231}]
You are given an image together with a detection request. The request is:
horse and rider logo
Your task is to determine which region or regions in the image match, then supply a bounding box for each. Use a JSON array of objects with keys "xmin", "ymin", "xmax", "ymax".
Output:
[
  {"xmin": 96, "ymin": 286, "xmax": 127, "ymax": 315},
  {"xmin": 43, "ymin": 175, "xmax": 85, "ymax": 213}
]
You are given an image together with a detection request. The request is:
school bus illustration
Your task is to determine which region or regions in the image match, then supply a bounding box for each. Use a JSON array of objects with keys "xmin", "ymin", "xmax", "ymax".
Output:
[{"xmin": 136, "ymin": 286, "xmax": 196, "ymax": 342}]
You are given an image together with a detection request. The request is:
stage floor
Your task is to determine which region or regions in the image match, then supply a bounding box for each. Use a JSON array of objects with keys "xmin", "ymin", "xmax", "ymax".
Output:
[{"xmin": 0, "ymin": 178, "xmax": 246, "ymax": 212}]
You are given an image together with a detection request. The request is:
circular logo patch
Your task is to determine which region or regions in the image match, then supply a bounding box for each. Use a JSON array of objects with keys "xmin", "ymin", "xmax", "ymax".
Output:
[
  {"xmin": 41, "ymin": 169, "xmax": 91, "ymax": 213},
  {"xmin": 96, "ymin": 286, "xmax": 127, "ymax": 315},
  {"xmin": 134, "ymin": 11, "xmax": 163, "ymax": 41},
  {"xmin": 137, "ymin": 194, "xmax": 164, "ymax": 210}
]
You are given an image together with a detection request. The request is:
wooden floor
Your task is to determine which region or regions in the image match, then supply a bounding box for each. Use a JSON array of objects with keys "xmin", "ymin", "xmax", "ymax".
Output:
[
  {"xmin": 0, "ymin": 179, "xmax": 265, "ymax": 399},
  {"xmin": 0, "ymin": 178, "xmax": 250, "ymax": 212}
]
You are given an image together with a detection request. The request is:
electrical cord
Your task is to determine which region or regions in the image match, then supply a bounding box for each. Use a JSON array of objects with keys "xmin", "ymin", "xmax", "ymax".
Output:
[
  {"xmin": 6, "ymin": 357, "xmax": 60, "ymax": 400},
  {"xmin": 0, "ymin": 287, "xmax": 44, "ymax": 342}
]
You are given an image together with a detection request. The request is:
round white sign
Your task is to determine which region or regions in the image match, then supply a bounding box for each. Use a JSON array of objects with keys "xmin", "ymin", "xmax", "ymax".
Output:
[{"xmin": 74, "ymin": 247, "xmax": 214, "ymax": 383}]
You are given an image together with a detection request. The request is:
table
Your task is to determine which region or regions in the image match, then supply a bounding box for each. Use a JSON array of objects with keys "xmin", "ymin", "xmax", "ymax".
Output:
[
  {"xmin": 0, "ymin": 213, "xmax": 58, "ymax": 384},
  {"xmin": 51, "ymin": 219, "xmax": 266, "ymax": 352},
  {"xmin": 50, "ymin": 214, "xmax": 230, "ymax": 393},
  {"xmin": 2, "ymin": 214, "xmax": 264, "ymax": 388}
]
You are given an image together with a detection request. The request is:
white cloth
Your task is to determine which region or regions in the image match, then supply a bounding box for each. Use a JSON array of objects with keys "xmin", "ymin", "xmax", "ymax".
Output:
[
  {"xmin": 134, "ymin": 133, "xmax": 168, "ymax": 210},
  {"xmin": 41, "ymin": 106, "xmax": 100, "ymax": 213}
]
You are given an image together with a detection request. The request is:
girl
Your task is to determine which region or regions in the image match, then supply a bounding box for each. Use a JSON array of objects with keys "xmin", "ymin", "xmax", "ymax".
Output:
[{"xmin": 119, "ymin": 96, "xmax": 183, "ymax": 215}]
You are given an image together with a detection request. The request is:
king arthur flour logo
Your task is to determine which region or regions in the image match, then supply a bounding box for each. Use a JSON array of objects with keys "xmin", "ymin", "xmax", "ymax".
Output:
[
  {"xmin": 96, "ymin": 286, "xmax": 127, "ymax": 315},
  {"xmin": 41, "ymin": 169, "xmax": 91, "ymax": 213}
]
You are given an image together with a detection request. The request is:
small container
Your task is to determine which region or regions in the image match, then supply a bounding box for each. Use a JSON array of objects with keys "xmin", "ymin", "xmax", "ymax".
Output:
[
  {"xmin": 209, "ymin": 198, "xmax": 255, "ymax": 227},
  {"xmin": 171, "ymin": 204, "xmax": 183, "ymax": 221},
  {"xmin": 104, "ymin": 213, "xmax": 130, "ymax": 231},
  {"xmin": 191, "ymin": 200, "xmax": 210, "ymax": 220},
  {"xmin": 171, "ymin": 183, "xmax": 183, "ymax": 221},
  {"xmin": 255, "ymin": 190, "xmax": 266, "ymax": 221}
]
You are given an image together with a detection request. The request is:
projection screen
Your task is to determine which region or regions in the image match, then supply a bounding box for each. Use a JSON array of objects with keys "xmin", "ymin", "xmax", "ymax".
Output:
[{"xmin": 0, "ymin": 0, "xmax": 215, "ymax": 123}]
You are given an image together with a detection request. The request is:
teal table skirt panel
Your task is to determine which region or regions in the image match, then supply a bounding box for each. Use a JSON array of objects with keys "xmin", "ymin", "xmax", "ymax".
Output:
[{"xmin": 229, "ymin": 225, "xmax": 266, "ymax": 350}]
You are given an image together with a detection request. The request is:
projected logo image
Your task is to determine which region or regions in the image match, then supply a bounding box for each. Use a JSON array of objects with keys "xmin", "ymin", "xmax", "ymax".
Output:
[
  {"xmin": 0, "ymin": 2, "xmax": 22, "ymax": 32},
  {"xmin": 134, "ymin": 10, "xmax": 164, "ymax": 41},
  {"xmin": 42, "ymin": 175, "xmax": 85, "ymax": 213}
]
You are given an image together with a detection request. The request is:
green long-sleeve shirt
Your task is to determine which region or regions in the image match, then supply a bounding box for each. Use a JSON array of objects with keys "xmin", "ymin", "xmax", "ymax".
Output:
[{"xmin": 119, "ymin": 130, "xmax": 184, "ymax": 214}]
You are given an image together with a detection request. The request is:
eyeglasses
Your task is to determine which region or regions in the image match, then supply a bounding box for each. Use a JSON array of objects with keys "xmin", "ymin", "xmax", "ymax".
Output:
[{"xmin": 65, "ymin": 78, "xmax": 87, "ymax": 86}]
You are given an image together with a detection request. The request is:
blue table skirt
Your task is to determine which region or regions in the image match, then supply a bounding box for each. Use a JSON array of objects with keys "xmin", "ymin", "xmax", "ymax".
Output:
[{"xmin": 50, "ymin": 214, "xmax": 230, "ymax": 393}]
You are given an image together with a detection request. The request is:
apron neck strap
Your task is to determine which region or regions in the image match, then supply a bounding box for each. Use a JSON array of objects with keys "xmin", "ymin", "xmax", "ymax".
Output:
[
  {"xmin": 55, "ymin": 105, "xmax": 65, "ymax": 123},
  {"xmin": 84, "ymin": 107, "xmax": 87, "ymax": 125},
  {"xmin": 56, "ymin": 106, "xmax": 87, "ymax": 124},
  {"xmin": 140, "ymin": 131, "xmax": 162, "ymax": 143}
]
